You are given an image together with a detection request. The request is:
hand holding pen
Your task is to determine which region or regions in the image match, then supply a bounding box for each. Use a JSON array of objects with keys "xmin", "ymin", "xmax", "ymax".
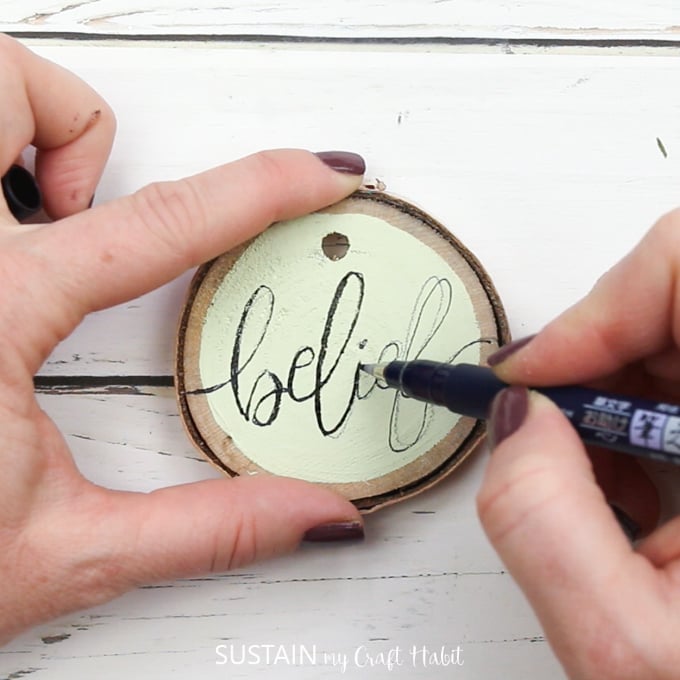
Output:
[{"xmin": 476, "ymin": 216, "xmax": 680, "ymax": 679}]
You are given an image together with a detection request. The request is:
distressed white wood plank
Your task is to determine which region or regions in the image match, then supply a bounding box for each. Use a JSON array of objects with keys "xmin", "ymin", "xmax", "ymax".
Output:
[
  {"xmin": 17, "ymin": 41, "xmax": 680, "ymax": 376},
  {"xmin": 38, "ymin": 388, "xmax": 221, "ymax": 490},
  {"xmin": 0, "ymin": 391, "xmax": 563, "ymax": 678},
  {"xmin": 2, "ymin": 575, "xmax": 557, "ymax": 679},
  {"xmin": 1, "ymin": 1, "xmax": 679, "ymax": 41}
]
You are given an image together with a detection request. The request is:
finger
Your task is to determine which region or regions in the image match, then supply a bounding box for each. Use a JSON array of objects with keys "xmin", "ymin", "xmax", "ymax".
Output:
[
  {"xmin": 477, "ymin": 388, "xmax": 659, "ymax": 670},
  {"xmin": 638, "ymin": 516, "xmax": 680, "ymax": 567},
  {"xmin": 20, "ymin": 149, "xmax": 363, "ymax": 356},
  {"xmin": 0, "ymin": 35, "xmax": 115, "ymax": 220},
  {"xmin": 35, "ymin": 105, "xmax": 115, "ymax": 219},
  {"xmin": 12, "ymin": 474, "xmax": 363, "ymax": 640},
  {"xmin": 589, "ymin": 448, "xmax": 660, "ymax": 538},
  {"xmin": 644, "ymin": 345, "xmax": 680, "ymax": 383},
  {"xmin": 489, "ymin": 209, "xmax": 680, "ymax": 386},
  {"xmin": 122, "ymin": 476, "xmax": 364, "ymax": 580},
  {"xmin": 105, "ymin": 476, "xmax": 363, "ymax": 584}
]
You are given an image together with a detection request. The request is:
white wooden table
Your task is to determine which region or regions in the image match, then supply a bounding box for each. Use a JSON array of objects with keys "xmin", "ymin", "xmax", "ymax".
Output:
[{"xmin": 2, "ymin": 3, "xmax": 680, "ymax": 678}]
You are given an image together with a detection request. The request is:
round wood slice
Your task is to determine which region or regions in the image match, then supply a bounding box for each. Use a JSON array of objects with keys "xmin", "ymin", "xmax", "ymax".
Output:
[{"xmin": 176, "ymin": 190, "xmax": 509, "ymax": 512}]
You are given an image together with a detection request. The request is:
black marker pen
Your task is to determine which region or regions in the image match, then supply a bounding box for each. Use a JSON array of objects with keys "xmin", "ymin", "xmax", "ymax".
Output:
[
  {"xmin": 361, "ymin": 360, "xmax": 680, "ymax": 465},
  {"xmin": 1, "ymin": 165, "xmax": 42, "ymax": 221}
]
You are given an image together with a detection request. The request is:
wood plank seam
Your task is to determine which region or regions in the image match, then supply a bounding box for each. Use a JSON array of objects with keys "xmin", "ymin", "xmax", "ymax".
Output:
[{"xmin": 6, "ymin": 31, "xmax": 680, "ymax": 49}]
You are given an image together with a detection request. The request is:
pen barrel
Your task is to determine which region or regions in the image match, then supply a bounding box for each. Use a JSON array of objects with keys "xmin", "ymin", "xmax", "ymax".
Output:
[
  {"xmin": 383, "ymin": 360, "xmax": 680, "ymax": 465},
  {"xmin": 430, "ymin": 363, "xmax": 507, "ymax": 419},
  {"xmin": 384, "ymin": 361, "xmax": 507, "ymax": 420},
  {"xmin": 537, "ymin": 385, "xmax": 680, "ymax": 465}
]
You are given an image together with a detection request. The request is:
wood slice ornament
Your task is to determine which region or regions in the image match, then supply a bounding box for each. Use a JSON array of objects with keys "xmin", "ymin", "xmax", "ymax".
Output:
[{"xmin": 176, "ymin": 191, "xmax": 509, "ymax": 512}]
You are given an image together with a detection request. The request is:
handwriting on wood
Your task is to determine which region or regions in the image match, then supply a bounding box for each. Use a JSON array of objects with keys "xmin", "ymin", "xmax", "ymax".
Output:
[{"xmin": 176, "ymin": 191, "xmax": 508, "ymax": 511}]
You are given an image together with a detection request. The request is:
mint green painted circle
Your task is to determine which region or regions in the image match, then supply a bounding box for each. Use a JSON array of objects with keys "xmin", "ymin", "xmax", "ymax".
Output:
[{"xmin": 199, "ymin": 212, "xmax": 481, "ymax": 484}]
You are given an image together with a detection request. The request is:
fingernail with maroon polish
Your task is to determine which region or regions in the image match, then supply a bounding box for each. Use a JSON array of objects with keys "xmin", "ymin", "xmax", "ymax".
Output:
[
  {"xmin": 303, "ymin": 520, "xmax": 365, "ymax": 543},
  {"xmin": 609, "ymin": 503, "xmax": 641, "ymax": 543},
  {"xmin": 489, "ymin": 386, "xmax": 529, "ymax": 450},
  {"xmin": 487, "ymin": 335, "xmax": 536, "ymax": 367},
  {"xmin": 315, "ymin": 151, "xmax": 366, "ymax": 176}
]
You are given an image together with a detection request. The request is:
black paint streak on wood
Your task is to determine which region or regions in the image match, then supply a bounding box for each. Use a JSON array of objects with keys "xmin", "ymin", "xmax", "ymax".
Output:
[
  {"xmin": 6, "ymin": 32, "xmax": 680, "ymax": 49},
  {"xmin": 657, "ymin": 137, "xmax": 668, "ymax": 158},
  {"xmin": 7, "ymin": 669, "xmax": 42, "ymax": 679},
  {"xmin": 179, "ymin": 569, "xmax": 507, "ymax": 586},
  {"xmin": 41, "ymin": 633, "xmax": 71, "ymax": 645},
  {"xmin": 469, "ymin": 636, "xmax": 545, "ymax": 644},
  {"xmin": 34, "ymin": 375, "xmax": 174, "ymax": 395}
]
